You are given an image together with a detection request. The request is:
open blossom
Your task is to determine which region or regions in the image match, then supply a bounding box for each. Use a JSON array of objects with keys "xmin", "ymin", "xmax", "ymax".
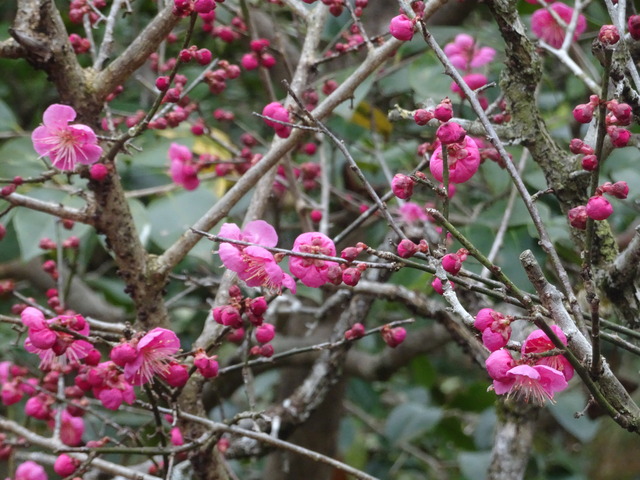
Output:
[
  {"xmin": 443, "ymin": 34, "xmax": 495, "ymax": 71},
  {"xmin": 289, "ymin": 232, "xmax": 338, "ymax": 287},
  {"xmin": 429, "ymin": 137, "xmax": 481, "ymax": 184},
  {"xmin": 493, "ymin": 364, "xmax": 568, "ymax": 404},
  {"xmin": 21, "ymin": 307, "xmax": 93, "ymax": 370},
  {"xmin": 168, "ymin": 143, "xmax": 200, "ymax": 190},
  {"xmin": 32, "ymin": 104, "xmax": 102, "ymax": 171},
  {"xmin": 398, "ymin": 202, "xmax": 428, "ymax": 223},
  {"xmin": 218, "ymin": 221, "xmax": 296, "ymax": 293},
  {"xmin": 531, "ymin": 2, "xmax": 586, "ymax": 49},
  {"xmin": 521, "ymin": 325, "xmax": 574, "ymax": 381},
  {"xmin": 123, "ymin": 328, "xmax": 181, "ymax": 386}
]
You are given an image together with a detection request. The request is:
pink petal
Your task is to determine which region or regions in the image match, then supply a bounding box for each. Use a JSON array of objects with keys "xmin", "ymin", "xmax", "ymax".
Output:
[
  {"xmin": 43, "ymin": 104, "xmax": 76, "ymax": 128},
  {"xmin": 243, "ymin": 220, "xmax": 278, "ymax": 247}
]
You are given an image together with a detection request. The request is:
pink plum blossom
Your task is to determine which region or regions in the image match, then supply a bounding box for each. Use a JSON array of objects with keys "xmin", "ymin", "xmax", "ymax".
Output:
[
  {"xmin": 21, "ymin": 308, "xmax": 93, "ymax": 370},
  {"xmin": 32, "ymin": 104, "xmax": 103, "ymax": 171},
  {"xmin": 54, "ymin": 454, "xmax": 79, "ymax": 477},
  {"xmin": 289, "ymin": 232, "xmax": 338, "ymax": 288},
  {"xmin": 521, "ymin": 325, "xmax": 574, "ymax": 381},
  {"xmin": 531, "ymin": 2, "xmax": 586, "ymax": 49},
  {"xmin": 451, "ymin": 73, "xmax": 488, "ymax": 98},
  {"xmin": 429, "ymin": 137, "xmax": 481, "ymax": 184},
  {"xmin": 443, "ymin": 34, "xmax": 496, "ymax": 71},
  {"xmin": 15, "ymin": 461, "xmax": 48, "ymax": 480},
  {"xmin": 58, "ymin": 409, "xmax": 84, "ymax": 446},
  {"xmin": 391, "ymin": 173, "xmax": 415, "ymax": 200},
  {"xmin": 194, "ymin": 350, "xmax": 219, "ymax": 378},
  {"xmin": 123, "ymin": 328, "xmax": 181, "ymax": 386},
  {"xmin": 262, "ymin": 102, "xmax": 292, "ymax": 138},
  {"xmin": 493, "ymin": 364, "xmax": 568, "ymax": 404},
  {"xmin": 168, "ymin": 143, "xmax": 200, "ymax": 190},
  {"xmin": 218, "ymin": 221, "xmax": 296, "ymax": 293},
  {"xmin": 398, "ymin": 202, "xmax": 427, "ymax": 223},
  {"xmin": 474, "ymin": 308, "xmax": 512, "ymax": 352}
]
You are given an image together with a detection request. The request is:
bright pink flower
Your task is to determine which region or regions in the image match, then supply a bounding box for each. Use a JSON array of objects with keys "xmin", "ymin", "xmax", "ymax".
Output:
[
  {"xmin": 389, "ymin": 15, "xmax": 414, "ymax": 41},
  {"xmin": 443, "ymin": 34, "xmax": 496, "ymax": 71},
  {"xmin": 429, "ymin": 137, "xmax": 481, "ymax": 184},
  {"xmin": 485, "ymin": 349, "xmax": 516, "ymax": 382},
  {"xmin": 398, "ymin": 202, "xmax": 427, "ymax": 223},
  {"xmin": 289, "ymin": 232, "xmax": 338, "ymax": 288},
  {"xmin": 32, "ymin": 104, "xmax": 102, "ymax": 171},
  {"xmin": 522, "ymin": 325, "xmax": 573, "ymax": 381},
  {"xmin": 219, "ymin": 220, "xmax": 278, "ymax": 247},
  {"xmin": 586, "ymin": 195, "xmax": 613, "ymax": 221},
  {"xmin": 531, "ymin": 2, "xmax": 586, "ymax": 49},
  {"xmin": 262, "ymin": 102, "xmax": 291, "ymax": 138},
  {"xmin": 168, "ymin": 143, "xmax": 200, "ymax": 190},
  {"xmin": 15, "ymin": 461, "xmax": 48, "ymax": 480},
  {"xmin": 397, "ymin": 238, "xmax": 419, "ymax": 258},
  {"xmin": 124, "ymin": 328, "xmax": 181, "ymax": 386},
  {"xmin": 22, "ymin": 309, "xmax": 93, "ymax": 370},
  {"xmin": 436, "ymin": 122, "xmax": 467, "ymax": 145},
  {"xmin": 493, "ymin": 364, "xmax": 568, "ymax": 404},
  {"xmin": 220, "ymin": 245, "xmax": 296, "ymax": 293}
]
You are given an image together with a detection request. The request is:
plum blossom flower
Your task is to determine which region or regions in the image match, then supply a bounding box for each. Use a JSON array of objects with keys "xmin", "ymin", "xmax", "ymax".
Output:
[
  {"xmin": 531, "ymin": 2, "xmax": 586, "ymax": 49},
  {"xmin": 289, "ymin": 232, "xmax": 338, "ymax": 288},
  {"xmin": 474, "ymin": 308, "xmax": 512, "ymax": 352},
  {"xmin": 493, "ymin": 364, "xmax": 568, "ymax": 404},
  {"xmin": 32, "ymin": 104, "xmax": 103, "ymax": 171},
  {"xmin": 218, "ymin": 221, "xmax": 296, "ymax": 293},
  {"xmin": 429, "ymin": 137, "xmax": 481, "ymax": 184},
  {"xmin": 389, "ymin": 15, "xmax": 414, "ymax": 41},
  {"xmin": 521, "ymin": 325, "xmax": 574, "ymax": 381},
  {"xmin": 15, "ymin": 461, "xmax": 48, "ymax": 480},
  {"xmin": 398, "ymin": 202, "xmax": 427, "ymax": 223},
  {"xmin": 123, "ymin": 328, "xmax": 181, "ymax": 386},
  {"xmin": 168, "ymin": 143, "xmax": 200, "ymax": 190},
  {"xmin": 21, "ymin": 308, "xmax": 93, "ymax": 370},
  {"xmin": 443, "ymin": 34, "xmax": 496, "ymax": 71}
]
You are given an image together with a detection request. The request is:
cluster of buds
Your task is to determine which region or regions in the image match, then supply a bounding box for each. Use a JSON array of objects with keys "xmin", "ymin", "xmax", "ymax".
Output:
[
  {"xmin": 201, "ymin": 60, "xmax": 241, "ymax": 95},
  {"xmin": 173, "ymin": 0, "xmax": 216, "ymax": 17},
  {"xmin": 179, "ymin": 45, "xmax": 213, "ymax": 66},
  {"xmin": 396, "ymin": 238, "xmax": 429, "ymax": 259},
  {"xmin": 0, "ymin": 175, "xmax": 23, "ymax": 197},
  {"xmin": 441, "ymin": 248, "xmax": 468, "ymax": 275},
  {"xmin": 573, "ymin": 96, "xmax": 632, "ymax": 148},
  {"xmin": 473, "ymin": 308, "xmax": 513, "ymax": 351},
  {"xmin": 262, "ymin": 102, "xmax": 292, "ymax": 138},
  {"xmin": 331, "ymin": 24, "xmax": 366, "ymax": 54},
  {"xmin": 569, "ymin": 138, "xmax": 597, "ymax": 171},
  {"xmin": 414, "ymin": 97, "xmax": 453, "ymax": 126},
  {"xmin": 212, "ymin": 16, "xmax": 246, "ymax": 43},
  {"xmin": 241, "ymin": 38, "xmax": 276, "ymax": 70},
  {"xmin": 69, "ymin": 33, "xmax": 90, "ymax": 54},
  {"xmin": 69, "ymin": 0, "xmax": 105, "ymax": 24},
  {"xmin": 344, "ymin": 322, "xmax": 365, "ymax": 341},
  {"xmin": 213, "ymin": 286, "xmax": 277, "ymax": 357},
  {"xmin": 567, "ymin": 181, "xmax": 628, "ymax": 228}
]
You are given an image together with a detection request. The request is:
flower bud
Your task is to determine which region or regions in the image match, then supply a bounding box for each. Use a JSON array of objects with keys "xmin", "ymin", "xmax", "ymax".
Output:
[
  {"xmin": 436, "ymin": 122, "xmax": 466, "ymax": 145},
  {"xmin": 413, "ymin": 109, "xmax": 433, "ymax": 126},
  {"xmin": 569, "ymin": 138, "xmax": 593, "ymax": 155},
  {"xmin": 397, "ymin": 239, "xmax": 419, "ymax": 258},
  {"xmin": 389, "ymin": 15, "xmax": 414, "ymax": 41},
  {"xmin": 433, "ymin": 98, "xmax": 453, "ymax": 122},
  {"xmin": 255, "ymin": 323, "xmax": 275, "ymax": 344},
  {"xmin": 572, "ymin": 103, "xmax": 594, "ymax": 123},
  {"xmin": 54, "ymin": 454, "xmax": 79, "ymax": 477},
  {"xmin": 598, "ymin": 25, "xmax": 620, "ymax": 45},
  {"xmin": 567, "ymin": 206, "xmax": 587, "ymax": 229},
  {"xmin": 342, "ymin": 267, "xmax": 362, "ymax": 286},
  {"xmin": 586, "ymin": 195, "xmax": 613, "ymax": 220},
  {"xmin": 381, "ymin": 325, "xmax": 406, "ymax": 348},
  {"xmin": 110, "ymin": 342, "xmax": 137, "ymax": 367},
  {"xmin": 629, "ymin": 14, "xmax": 640, "ymax": 40},
  {"xmin": 345, "ymin": 323, "xmax": 365, "ymax": 340},
  {"xmin": 607, "ymin": 126, "xmax": 631, "ymax": 147},
  {"xmin": 194, "ymin": 350, "xmax": 219, "ymax": 378},
  {"xmin": 162, "ymin": 362, "xmax": 189, "ymax": 387},
  {"xmin": 391, "ymin": 173, "xmax": 415, "ymax": 200},
  {"xmin": 581, "ymin": 154, "xmax": 598, "ymax": 171}
]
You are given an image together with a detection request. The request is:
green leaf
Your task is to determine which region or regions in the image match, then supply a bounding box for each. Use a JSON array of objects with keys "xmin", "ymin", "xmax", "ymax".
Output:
[
  {"xmin": 146, "ymin": 187, "xmax": 218, "ymax": 262},
  {"xmin": 384, "ymin": 402, "xmax": 442, "ymax": 444},
  {"xmin": 458, "ymin": 451, "xmax": 492, "ymax": 480}
]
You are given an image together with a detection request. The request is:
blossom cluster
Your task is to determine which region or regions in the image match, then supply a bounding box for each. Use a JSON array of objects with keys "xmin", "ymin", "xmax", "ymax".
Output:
[{"xmin": 481, "ymin": 320, "xmax": 574, "ymax": 404}]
